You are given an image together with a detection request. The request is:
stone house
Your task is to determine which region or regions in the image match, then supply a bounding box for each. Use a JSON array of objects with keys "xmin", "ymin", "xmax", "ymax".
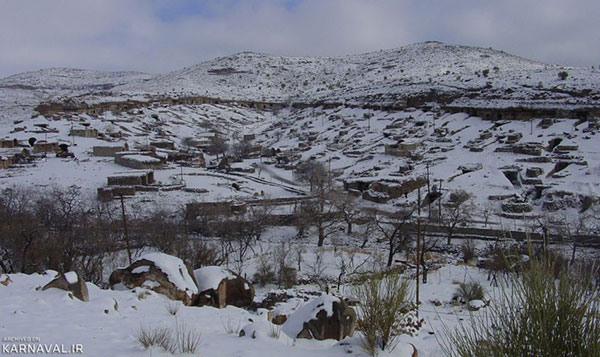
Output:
[
  {"xmin": 150, "ymin": 140, "xmax": 176, "ymax": 150},
  {"xmin": 107, "ymin": 170, "xmax": 155, "ymax": 186},
  {"xmin": 114, "ymin": 152, "xmax": 165, "ymax": 170},
  {"xmin": 0, "ymin": 138, "xmax": 17, "ymax": 148},
  {"xmin": 384, "ymin": 138, "xmax": 420, "ymax": 157},
  {"xmin": 93, "ymin": 143, "xmax": 129, "ymax": 157},
  {"xmin": 0, "ymin": 157, "xmax": 10, "ymax": 169},
  {"xmin": 33, "ymin": 141, "xmax": 59, "ymax": 153},
  {"xmin": 70, "ymin": 127, "xmax": 98, "ymax": 138}
]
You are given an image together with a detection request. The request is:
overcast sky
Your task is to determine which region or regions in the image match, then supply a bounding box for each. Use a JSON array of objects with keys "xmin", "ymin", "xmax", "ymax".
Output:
[{"xmin": 1, "ymin": 0, "xmax": 598, "ymax": 77}]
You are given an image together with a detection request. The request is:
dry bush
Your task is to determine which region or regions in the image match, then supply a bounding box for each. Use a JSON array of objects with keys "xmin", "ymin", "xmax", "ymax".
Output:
[
  {"xmin": 135, "ymin": 321, "xmax": 201, "ymax": 354},
  {"xmin": 441, "ymin": 256, "xmax": 600, "ymax": 356},
  {"xmin": 460, "ymin": 239, "xmax": 476, "ymax": 264},
  {"xmin": 135, "ymin": 325, "xmax": 175, "ymax": 353},
  {"xmin": 253, "ymin": 252, "xmax": 276, "ymax": 287}
]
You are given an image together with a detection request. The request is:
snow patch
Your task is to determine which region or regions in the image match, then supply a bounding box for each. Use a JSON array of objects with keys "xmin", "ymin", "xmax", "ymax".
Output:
[
  {"xmin": 64, "ymin": 271, "xmax": 78, "ymax": 284},
  {"xmin": 131, "ymin": 266, "xmax": 150, "ymax": 274},
  {"xmin": 193, "ymin": 266, "xmax": 235, "ymax": 292}
]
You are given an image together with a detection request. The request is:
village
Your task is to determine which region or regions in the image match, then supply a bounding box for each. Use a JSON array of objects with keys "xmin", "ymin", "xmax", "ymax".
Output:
[{"xmin": 1, "ymin": 37, "xmax": 599, "ymax": 356}]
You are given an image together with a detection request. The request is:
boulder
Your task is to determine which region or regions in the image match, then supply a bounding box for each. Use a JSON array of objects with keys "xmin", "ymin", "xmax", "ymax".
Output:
[
  {"xmin": 282, "ymin": 295, "xmax": 357, "ymax": 341},
  {"xmin": 272, "ymin": 314, "xmax": 287, "ymax": 325},
  {"xmin": 109, "ymin": 253, "xmax": 198, "ymax": 306},
  {"xmin": 193, "ymin": 266, "xmax": 254, "ymax": 308},
  {"xmin": 0, "ymin": 274, "xmax": 13, "ymax": 286},
  {"xmin": 42, "ymin": 271, "xmax": 89, "ymax": 302}
]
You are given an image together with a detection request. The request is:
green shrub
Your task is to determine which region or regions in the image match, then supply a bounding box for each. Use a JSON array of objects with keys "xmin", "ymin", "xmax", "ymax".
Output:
[
  {"xmin": 280, "ymin": 266, "xmax": 297, "ymax": 288},
  {"xmin": 441, "ymin": 257, "xmax": 600, "ymax": 356},
  {"xmin": 558, "ymin": 71, "xmax": 569, "ymax": 80},
  {"xmin": 454, "ymin": 281, "xmax": 485, "ymax": 303},
  {"xmin": 353, "ymin": 272, "xmax": 419, "ymax": 356}
]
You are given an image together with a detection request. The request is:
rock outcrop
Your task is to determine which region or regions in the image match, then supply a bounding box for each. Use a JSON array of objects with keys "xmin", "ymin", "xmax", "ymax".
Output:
[
  {"xmin": 194, "ymin": 266, "xmax": 254, "ymax": 308},
  {"xmin": 282, "ymin": 295, "xmax": 357, "ymax": 341},
  {"xmin": 109, "ymin": 253, "xmax": 198, "ymax": 306},
  {"xmin": 42, "ymin": 271, "xmax": 89, "ymax": 302}
]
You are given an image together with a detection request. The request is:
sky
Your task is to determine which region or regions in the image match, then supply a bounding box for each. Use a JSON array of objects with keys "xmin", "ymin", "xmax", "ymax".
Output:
[{"xmin": 0, "ymin": 0, "xmax": 598, "ymax": 77}]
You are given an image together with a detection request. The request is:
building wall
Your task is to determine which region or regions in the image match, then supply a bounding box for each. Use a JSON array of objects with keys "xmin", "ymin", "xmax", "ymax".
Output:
[{"xmin": 93, "ymin": 144, "xmax": 128, "ymax": 157}]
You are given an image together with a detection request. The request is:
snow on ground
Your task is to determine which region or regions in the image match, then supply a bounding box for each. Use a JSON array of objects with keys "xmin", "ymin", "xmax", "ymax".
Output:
[
  {"xmin": 0, "ymin": 254, "xmax": 496, "ymax": 356},
  {"xmin": 1, "ymin": 225, "xmax": 511, "ymax": 357}
]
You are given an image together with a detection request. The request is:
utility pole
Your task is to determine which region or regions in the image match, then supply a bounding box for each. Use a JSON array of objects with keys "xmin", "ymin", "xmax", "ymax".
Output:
[
  {"xmin": 530, "ymin": 118, "xmax": 533, "ymax": 135},
  {"xmin": 416, "ymin": 186, "xmax": 421, "ymax": 318},
  {"xmin": 426, "ymin": 162, "xmax": 431, "ymax": 219},
  {"xmin": 434, "ymin": 179, "xmax": 443, "ymax": 221},
  {"xmin": 120, "ymin": 195, "xmax": 132, "ymax": 265}
]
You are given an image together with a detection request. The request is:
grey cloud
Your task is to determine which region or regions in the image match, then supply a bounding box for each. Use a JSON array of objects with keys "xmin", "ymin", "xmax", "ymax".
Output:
[{"xmin": 0, "ymin": 0, "xmax": 598, "ymax": 77}]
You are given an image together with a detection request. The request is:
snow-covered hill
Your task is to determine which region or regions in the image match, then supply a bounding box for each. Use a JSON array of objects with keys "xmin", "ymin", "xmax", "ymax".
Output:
[
  {"xmin": 2, "ymin": 42, "xmax": 600, "ymax": 123},
  {"xmin": 117, "ymin": 41, "xmax": 600, "ymax": 108},
  {"xmin": 0, "ymin": 67, "xmax": 151, "ymax": 91},
  {"xmin": 0, "ymin": 41, "xmax": 599, "ymax": 223}
]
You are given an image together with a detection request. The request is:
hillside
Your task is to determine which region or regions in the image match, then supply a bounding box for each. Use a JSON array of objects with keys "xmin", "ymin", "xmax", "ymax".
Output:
[
  {"xmin": 1, "ymin": 42, "xmax": 600, "ymax": 357},
  {"xmin": 1, "ymin": 41, "xmax": 599, "ymax": 223},
  {"xmin": 1, "ymin": 42, "xmax": 600, "ymax": 123}
]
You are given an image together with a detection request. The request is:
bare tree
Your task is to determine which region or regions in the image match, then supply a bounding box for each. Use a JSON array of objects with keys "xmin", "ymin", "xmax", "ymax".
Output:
[
  {"xmin": 375, "ymin": 208, "xmax": 415, "ymax": 267},
  {"xmin": 333, "ymin": 192, "xmax": 361, "ymax": 234},
  {"xmin": 294, "ymin": 161, "xmax": 342, "ymax": 246},
  {"xmin": 214, "ymin": 205, "xmax": 271, "ymax": 274},
  {"xmin": 555, "ymin": 207, "xmax": 596, "ymax": 264},
  {"xmin": 417, "ymin": 234, "xmax": 440, "ymax": 283},
  {"xmin": 441, "ymin": 190, "xmax": 473, "ymax": 245},
  {"xmin": 293, "ymin": 160, "xmax": 327, "ymax": 191},
  {"xmin": 230, "ymin": 140, "xmax": 252, "ymax": 160},
  {"xmin": 181, "ymin": 137, "xmax": 196, "ymax": 151},
  {"xmin": 206, "ymin": 135, "xmax": 228, "ymax": 159}
]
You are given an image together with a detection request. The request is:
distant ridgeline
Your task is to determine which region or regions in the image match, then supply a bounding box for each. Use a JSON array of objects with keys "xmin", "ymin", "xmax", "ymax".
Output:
[
  {"xmin": 34, "ymin": 95, "xmax": 286, "ymax": 117},
  {"xmin": 34, "ymin": 93, "xmax": 600, "ymax": 121}
]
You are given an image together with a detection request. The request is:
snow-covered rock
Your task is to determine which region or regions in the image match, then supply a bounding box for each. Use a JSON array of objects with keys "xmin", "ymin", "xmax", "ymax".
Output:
[
  {"xmin": 41, "ymin": 271, "xmax": 89, "ymax": 302},
  {"xmin": 282, "ymin": 294, "xmax": 357, "ymax": 341},
  {"xmin": 467, "ymin": 299, "xmax": 486, "ymax": 311},
  {"xmin": 109, "ymin": 252, "xmax": 198, "ymax": 305},
  {"xmin": 193, "ymin": 266, "xmax": 255, "ymax": 308}
]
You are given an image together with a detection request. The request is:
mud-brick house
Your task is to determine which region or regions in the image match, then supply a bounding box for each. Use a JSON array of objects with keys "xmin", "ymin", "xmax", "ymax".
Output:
[
  {"xmin": 114, "ymin": 151, "xmax": 165, "ymax": 170},
  {"xmin": 93, "ymin": 143, "xmax": 129, "ymax": 157},
  {"xmin": 0, "ymin": 156, "xmax": 11, "ymax": 169},
  {"xmin": 107, "ymin": 170, "xmax": 155, "ymax": 186},
  {"xmin": 0, "ymin": 148, "xmax": 29, "ymax": 169},
  {"xmin": 194, "ymin": 132, "xmax": 221, "ymax": 150},
  {"xmin": 70, "ymin": 126, "xmax": 98, "ymax": 138},
  {"xmin": 0, "ymin": 138, "xmax": 17, "ymax": 148},
  {"xmin": 384, "ymin": 138, "xmax": 421, "ymax": 157},
  {"xmin": 97, "ymin": 186, "xmax": 136, "ymax": 201},
  {"xmin": 149, "ymin": 139, "xmax": 175, "ymax": 150},
  {"xmin": 33, "ymin": 140, "xmax": 59, "ymax": 153}
]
